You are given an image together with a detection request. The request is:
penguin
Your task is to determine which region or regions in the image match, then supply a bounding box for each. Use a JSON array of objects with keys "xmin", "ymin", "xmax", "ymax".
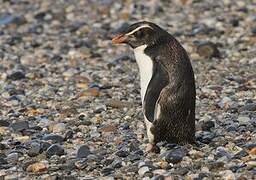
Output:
[{"xmin": 112, "ymin": 21, "xmax": 196, "ymax": 153}]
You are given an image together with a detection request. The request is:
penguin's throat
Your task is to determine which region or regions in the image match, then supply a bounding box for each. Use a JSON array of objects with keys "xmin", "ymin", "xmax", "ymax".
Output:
[{"xmin": 134, "ymin": 45, "xmax": 153, "ymax": 103}]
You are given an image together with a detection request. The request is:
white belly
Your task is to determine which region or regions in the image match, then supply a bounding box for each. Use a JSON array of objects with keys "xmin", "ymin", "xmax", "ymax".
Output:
[
  {"xmin": 134, "ymin": 45, "xmax": 153, "ymax": 103},
  {"xmin": 134, "ymin": 45, "xmax": 155, "ymax": 143}
]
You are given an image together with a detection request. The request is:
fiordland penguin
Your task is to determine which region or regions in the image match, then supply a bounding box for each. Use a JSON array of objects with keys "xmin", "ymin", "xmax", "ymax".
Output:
[{"xmin": 112, "ymin": 21, "xmax": 196, "ymax": 152}]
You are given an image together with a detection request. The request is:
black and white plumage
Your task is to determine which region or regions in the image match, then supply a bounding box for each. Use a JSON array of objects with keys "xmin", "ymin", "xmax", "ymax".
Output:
[{"xmin": 112, "ymin": 21, "xmax": 196, "ymax": 152}]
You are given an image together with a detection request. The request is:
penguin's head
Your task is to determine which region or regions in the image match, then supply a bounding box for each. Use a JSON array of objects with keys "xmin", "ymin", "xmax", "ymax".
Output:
[{"xmin": 112, "ymin": 21, "xmax": 167, "ymax": 49}]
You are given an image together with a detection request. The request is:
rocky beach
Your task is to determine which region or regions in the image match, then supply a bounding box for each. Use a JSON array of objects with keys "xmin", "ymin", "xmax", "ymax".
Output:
[{"xmin": 0, "ymin": 0, "xmax": 256, "ymax": 179}]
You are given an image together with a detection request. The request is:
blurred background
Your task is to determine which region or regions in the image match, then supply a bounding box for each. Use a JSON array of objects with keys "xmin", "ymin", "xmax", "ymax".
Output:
[{"xmin": 0, "ymin": 0, "xmax": 256, "ymax": 179}]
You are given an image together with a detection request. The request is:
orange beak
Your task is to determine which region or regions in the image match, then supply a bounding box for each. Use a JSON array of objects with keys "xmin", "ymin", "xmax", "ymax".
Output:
[{"xmin": 112, "ymin": 34, "xmax": 127, "ymax": 44}]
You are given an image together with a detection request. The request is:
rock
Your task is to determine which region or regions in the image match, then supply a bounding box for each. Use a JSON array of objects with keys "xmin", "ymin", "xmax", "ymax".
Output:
[
  {"xmin": 189, "ymin": 150, "xmax": 204, "ymax": 159},
  {"xmin": 218, "ymin": 97, "xmax": 233, "ymax": 109},
  {"xmin": 6, "ymin": 153, "xmax": 19, "ymax": 164},
  {"xmin": 244, "ymin": 143, "xmax": 256, "ymax": 150},
  {"xmin": 249, "ymin": 148, "xmax": 256, "ymax": 155},
  {"xmin": 152, "ymin": 169, "xmax": 167, "ymax": 175},
  {"xmin": 128, "ymin": 154, "xmax": 141, "ymax": 162},
  {"xmin": 0, "ymin": 143, "xmax": 6, "ymax": 150},
  {"xmin": 165, "ymin": 148, "xmax": 187, "ymax": 164},
  {"xmin": 26, "ymin": 162, "xmax": 48, "ymax": 173},
  {"xmin": 138, "ymin": 166, "xmax": 150, "ymax": 177},
  {"xmin": 101, "ymin": 167, "xmax": 114, "ymax": 176},
  {"xmin": 27, "ymin": 142, "xmax": 41, "ymax": 157},
  {"xmin": 0, "ymin": 120, "xmax": 10, "ymax": 127},
  {"xmin": 116, "ymin": 149, "xmax": 129, "ymax": 158},
  {"xmin": 76, "ymin": 145, "xmax": 91, "ymax": 158},
  {"xmin": 111, "ymin": 159, "xmax": 123, "ymax": 168},
  {"xmin": 215, "ymin": 147, "xmax": 232, "ymax": 159},
  {"xmin": 0, "ymin": 14, "xmax": 26, "ymax": 26},
  {"xmin": 64, "ymin": 130, "xmax": 74, "ymax": 140},
  {"xmin": 0, "ymin": 155, "xmax": 7, "ymax": 165},
  {"xmin": 196, "ymin": 131, "xmax": 215, "ymax": 144},
  {"xmin": 99, "ymin": 124, "xmax": 117, "ymax": 133},
  {"xmin": 41, "ymin": 141, "xmax": 51, "ymax": 151},
  {"xmin": 151, "ymin": 175, "xmax": 165, "ymax": 180},
  {"xmin": 246, "ymin": 161, "xmax": 256, "ymax": 168},
  {"xmin": 94, "ymin": 105, "xmax": 107, "ymax": 113},
  {"xmin": 237, "ymin": 116, "xmax": 250, "ymax": 125},
  {"xmin": 10, "ymin": 121, "xmax": 29, "ymax": 132},
  {"xmin": 233, "ymin": 150, "xmax": 248, "ymax": 159},
  {"xmin": 201, "ymin": 121, "xmax": 215, "ymax": 131},
  {"xmin": 50, "ymin": 123, "xmax": 66, "ymax": 133},
  {"xmin": 74, "ymin": 159, "xmax": 87, "ymax": 170},
  {"xmin": 230, "ymin": 18, "xmax": 239, "ymax": 27},
  {"xmin": 239, "ymin": 103, "xmax": 256, "ymax": 111},
  {"xmin": 105, "ymin": 99, "xmax": 133, "ymax": 108},
  {"xmin": 196, "ymin": 41, "xmax": 220, "ymax": 58},
  {"xmin": 219, "ymin": 170, "xmax": 235, "ymax": 180},
  {"xmin": 42, "ymin": 134, "xmax": 64, "ymax": 143},
  {"xmin": 46, "ymin": 144, "xmax": 65, "ymax": 158},
  {"xmin": 7, "ymin": 71, "xmax": 26, "ymax": 81},
  {"xmin": 251, "ymin": 26, "xmax": 256, "ymax": 35}
]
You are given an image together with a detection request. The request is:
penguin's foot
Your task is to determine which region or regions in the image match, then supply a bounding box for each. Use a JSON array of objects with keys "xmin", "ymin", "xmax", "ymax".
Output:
[{"xmin": 146, "ymin": 143, "xmax": 160, "ymax": 153}]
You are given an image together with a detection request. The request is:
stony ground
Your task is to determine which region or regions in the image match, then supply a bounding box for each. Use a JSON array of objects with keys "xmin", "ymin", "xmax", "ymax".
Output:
[{"xmin": 0, "ymin": 0, "xmax": 256, "ymax": 179}]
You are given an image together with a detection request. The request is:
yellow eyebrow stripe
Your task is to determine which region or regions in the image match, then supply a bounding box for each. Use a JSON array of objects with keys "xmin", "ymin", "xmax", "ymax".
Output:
[{"xmin": 125, "ymin": 25, "xmax": 153, "ymax": 36}]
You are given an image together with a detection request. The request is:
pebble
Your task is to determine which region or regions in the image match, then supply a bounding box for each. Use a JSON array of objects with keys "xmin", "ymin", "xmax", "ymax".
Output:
[
  {"xmin": 219, "ymin": 170, "xmax": 235, "ymax": 180},
  {"xmin": 50, "ymin": 123, "xmax": 66, "ymax": 133},
  {"xmin": 0, "ymin": 120, "xmax": 10, "ymax": 127},
  {"xmin": 249, "ymin": 148, "xmax": 256, "ymax": 155},
  {"xmin": 196, "ymin": 41, "xmax": 220, "ymax": 58},
  {"xmin": 27, "ymin": 142, "xmax": 42, "ymax": 157},
  {"xmin": 152, "ymin": 169, "xmax": 167, "ymax": 175},
  {"xmin": 165, "ymin": 148, "xmax": 187, "ymax": 164},
  {"xmin": 201, "ymin": 120, "xmax": 215, "ymax": 131},
  {"xmin": 233, "ymin": 150, "xmax": 248, "ymax": 159},
  {"xmin": 101, "ymin": 167, "xmax": 114, "ymax": 176},
  {"xmin": 110, "ymin": 159, "xmax": 123, "ymax": 168},
  {"xmin": 237, "ymin": 116, "xmax": 250, "ymax": 125},
  {"xmin": 7, "ymin": 71, "xmax": 26, "ymax": 81},
  {"xmin": 239, "ymin": 103, "xmax": 256, "ymax": 111},
  {"xmin": 26, "ymin": 162, "xmax": 48, "ymax": 173},
  {"xmin": 76, "ymin": 145, "xmax": 91, "ymax": 158},
  {"xmin": 116, "ymin": 150, "xmax": 129, "ymax": 158},
  {"xmin": 74, "ymin": 159, "xmax": 87, "ymax": 170},
  {"xmin": 218, "ymin": 97, "xmax": 233, "ymax": 109},
  {"xmin": 10, "ymin": 121, "xmax": 29, "ymax": 132},
  {"xmin": 46, "ymin": 144, "xmax": 65, "ymax": 158},
  {"xmin": 138, "ymin": 166, "xmax": 150, "ymax": 177},
  {"xmin": 6, "ymin": 153, "xmax": 19, "ymax": 164},
  {"xmin": 42, "ymin": 134, "xmax": 64, "ymax": 144}
]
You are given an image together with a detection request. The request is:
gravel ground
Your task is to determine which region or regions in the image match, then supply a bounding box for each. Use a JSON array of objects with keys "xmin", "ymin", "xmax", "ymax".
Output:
[{"xmin": 0, "ymin": 0, "xmax": 256, "ymax": 179}]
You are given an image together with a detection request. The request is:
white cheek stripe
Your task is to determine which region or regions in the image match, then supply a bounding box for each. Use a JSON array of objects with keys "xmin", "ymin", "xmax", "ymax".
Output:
[{"xmin": 126, "ymin": 25, "xmax": 152, "ymax": 36}]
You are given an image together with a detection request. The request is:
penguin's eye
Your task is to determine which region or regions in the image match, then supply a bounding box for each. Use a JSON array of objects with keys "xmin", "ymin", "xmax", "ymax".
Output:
[{"xmin": 134, "ymin": 30, "xmax": 144, "ymax": 38}]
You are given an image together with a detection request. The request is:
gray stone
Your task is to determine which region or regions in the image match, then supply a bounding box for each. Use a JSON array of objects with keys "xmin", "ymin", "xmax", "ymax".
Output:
[
  {"xmin": 77, "ymin": 145, "xmax": 91, "ymax": 158},
  {"xmin": 46, "ymin": 144, "xmax": 65, "ymax": 158},
  {"xmin": 165, "ymin": 147, "xmax": 187, "ymax": 164},
  {"xmin": 27, "ymin": 142, "xmax": 41, "ymax": 157},
  {"xmin": 7, "ymin": 71, "xmax": 26, "ymax": 81},
  {"xmin": 201, "ymin": 121, "xmax": 215, "ymax": 131},
  {"xmin": 196, "ymin": 41, "xmax": 220, "ymax": 58},
  {"xmin": 0, "ymin": 120, "xmax": 10, "ymax": 127},
  {"xmin": 10, "ymin": 121, "xmax": 29, "ymax": 132},
  {"xmin": 237, "ymin": 116, "xmax": 250, "ymax": 125},
  {"xmin": 138, "ymin": 166, "xmax": 150, "ymax": 177},
  {"xmin": 43, "ymin": 134, "xmax": 64, "ymax": 143},
  {"xmin": 6, "ymin": 153, "xmax": 19, "ymax": 164}
]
